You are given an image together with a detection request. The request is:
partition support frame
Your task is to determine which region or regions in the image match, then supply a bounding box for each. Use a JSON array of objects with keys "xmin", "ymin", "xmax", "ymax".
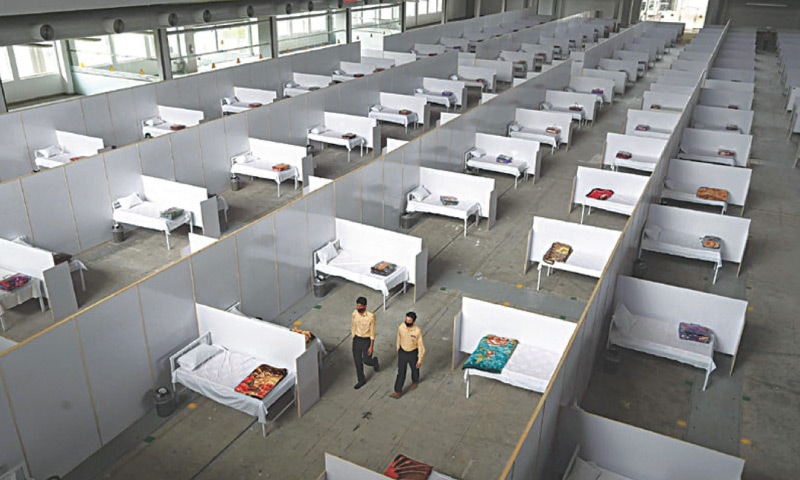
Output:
[{"xmin": 156, "ymin": 28, "xmax": 173, "ymax": 81}]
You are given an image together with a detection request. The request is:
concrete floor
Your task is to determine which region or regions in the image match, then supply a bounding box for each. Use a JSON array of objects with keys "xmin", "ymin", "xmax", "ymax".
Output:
[{"xmin": 64, "ymin": 45, "xmax": 799, "ymax": 480}]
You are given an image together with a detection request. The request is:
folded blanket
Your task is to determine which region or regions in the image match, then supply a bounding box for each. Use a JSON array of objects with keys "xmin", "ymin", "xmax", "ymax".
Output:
[
  {"xmin": 701, "ymin": 235, "xmax": 722, "ymax": 249},
  {"xmin": 725, "ymin": 124, "xmax": 739, "ymax": 131},
  {"xmin": 591, "ymin": 88, "xmax": 604, "ymax": 95},
  {"xmin": 650, "ymin": 104, "xmax": 661, "ymax": 110},
  {"xmin": 385, "ymin": 454, "xmax": 433, "ymax": 480},
  {"xmin": 341, "ymin": 133, "xmax": 357, "ymax": 139},
  {"xmin": 440, "ymin": 195, "xmax": 459, "ymax": 206},
  {"xmin": 587, "ymin": 188, "xmax": 614, "ymax": 200},
  {"xmin": 0, "ymin": 274, "xmax": 31, "ymax": 292},
  {"xmin": 717, "ymin": 149, "xmax": 735, "ymax": 157},
  {"xmin": 679, "ymin": 322, "xmax": 712, "ymax": 344},
  {"xmin": 569, "ymin": 105, "xmax": 584, "ymax": 112},
  {"xmin": 496, "ymin": 154, "xmax": 513, "ymax": 164},
  {"xmin": 696, "ymin": 187, "xmax": 729, "ymax": 202},
  {"xmin": 371, "ymin": 261, "xmax": 398, "ymax": 276},
  {"xmin": 53, "ymin": 252, "xmax": 73, "ymax": 265},
  {"xmin": 291, "ymin": 327, "xmax": 313, "ymax": 344},
  {"xmin": 635, "ymin": 124, "xmax": 650, "ymax": 131},
  {"xmin": 463, "ymin": 334, "xmax": 519, "ymax": 373},
  {"xmin": 272, "ymin": 163, "xmax": 290, "ymax": 171},
  {"xmin": 545, "ymin": 126, "xmax": 561, "ymax": 134},
  {"xmin": 616, "ymin": 150, "xmax": 632, "ymax": 159},
  {"xmin": 234, "ymin": 364, "xmax": 288, "ymax": 399},
  {"xmin": 399, "ymin": 109, "xmax": 413, "ymax": 115},
  {"xmin": 248, "ymin": 102, "xmax": 262, "ymax": 108},
  {"xmin": 169, "ymin": 124, "xmax": 186, "ymax": 131},
  {"xmin": 543, "ymin": 242, "xmax": 573, "ymax": 265},
  {"xmin": 160, "ymin": 207, "xmax": 185, "ymax": 220}
]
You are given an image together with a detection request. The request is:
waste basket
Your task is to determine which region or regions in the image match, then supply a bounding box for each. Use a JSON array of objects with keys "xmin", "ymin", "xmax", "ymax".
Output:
[
  {"xmin": 112, "ymin": 224, "xmax": 125, "ymax": 243},
  {"xmin": 230, "ymin": 175, "xmax": 242, "ymax": 191},
  {"xmin": 400, "ymin": 212, "xmax": 417, "ymax": 230},
  {"xmin": 312, "ymin": 275, "xmax": 330, "ymax": 298},
  {"xmin": 153, "ymin": 386, "xmax": 176, "ymax": 418}
]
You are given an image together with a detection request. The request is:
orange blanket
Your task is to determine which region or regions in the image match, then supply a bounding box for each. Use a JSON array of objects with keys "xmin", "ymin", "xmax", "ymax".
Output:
[
  {"xmin": 543, "ymin": 242, "xmax": 573, "ymax": 265},
  {"xmin": 234, "ymin": 364, "xmax": 287, "ymax": 399},
  {"xmin": 696, "ymin": 187, "xmax": 729, "ymax": 202}
]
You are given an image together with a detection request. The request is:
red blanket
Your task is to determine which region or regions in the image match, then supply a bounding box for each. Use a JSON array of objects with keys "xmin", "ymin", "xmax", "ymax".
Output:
[
  {"xmin": 587, "ymin": 188, "xmax": 614, "ymax": 200},
  {"xmin": 234, "ymin": 364, "xmax": 287, "ymax": 399},
  {"xmin": 385, "ymin": 454, "xmax": 433, "ymax": 480}
]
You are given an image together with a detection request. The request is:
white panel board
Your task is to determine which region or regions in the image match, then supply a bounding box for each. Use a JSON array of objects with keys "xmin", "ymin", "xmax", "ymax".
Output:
[
  {"xmin": 19, "ymin": 168, "xmax": 80, "ymax": 254},
  {"xmin": 191, "ymin": 236, "xmax": 240, "ymax": 310}
]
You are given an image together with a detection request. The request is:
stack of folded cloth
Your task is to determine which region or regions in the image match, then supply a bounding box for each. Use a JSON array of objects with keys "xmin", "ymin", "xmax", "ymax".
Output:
[
  {"xmin": 696, "ymin": 187, "xmax": 729, "ymax": 202},
  {"xmin": 170, "ymin": 124, "xmax": 186, "ymax": 131},
  {"xmin": 635, "ymin": 124, "xmax": 650, "ymax": 131},
  {"xmin": 587, "ymin": 188, "xmax": 614, "ymax": 200},
  {"xmin": 678, "ymin": 322, "xmax": 712, "ymax": 344},
  {"xmin": 0, "ymin": 273, "xmax": 30, "ymax": 292},
  {"xmin": 701, "ymin": 235, "xmax": 721, "ymax": 249},
  {"xmin": 272, "ymin": 163, "xmax": 290, "ymax": 171},
  {"xmin": 384, "ymin": 454, "xmax": 433, "ymax": 480},
  {"xmin": 341, "ymin": 133, "xmax": 357, "ymax": 139},
  {"xmin": 616, "ymin": 150, "xmax": 632, "ymax": 159},
  {"xmin": 440, "ymin": 195, "xmax": 459, "ymax": 205},
  {"xmin": 717, "ymin": 149, "xmax": 735, "ymax": 157},
  {"xmin": 569, "ymin": 105, "xmax": 583, "ymax": 111},
  {"xmin": 371, "ymin": 261, "xmax": 398, "ymax": 276},
  {"xmin": 160, "ymin": 207, "xmax": 185, "ymax": 220},
  {"xmin": 546, "ymin": 126, "xmax": 561, "ymax": 134},
  {"xmin": 496, "ymin": 154, "xmax": 513, "ymax": 164},
  {"xmin": 543, "ymin": 242, "xmax": 572, "ymax": 265}
]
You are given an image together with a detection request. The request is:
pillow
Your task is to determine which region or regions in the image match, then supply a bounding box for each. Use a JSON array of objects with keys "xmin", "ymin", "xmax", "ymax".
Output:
[
  {"xmin": 569, "ymin": 457, "xmax": 603, "ymax": 480},
  {"xmin": 449, "ymin": 74, "xmax": 459, "ymax": 81},
  {"xmin": 284, "ymin": 81, "xmax": 299, "ymax": 88},
  {"xmin": 540, "ymin": 101, "xmax": 553, "ymax": 111},
  {"xmin": 470, "ymin": 147, "xmax": 486, "ymax": 157},
  {"xmin": 309, "ymin": 125, "xmax": 326, "ymax": 135},
  {"xmin": 115, "ymin": 193, "xmax": 143, "ymax": 210},
  {"xmin": 415, "ymin": 87, "xmax": 425, "ymax": 93},
  {"xmin": 612, "ymin": 302, "xmax": 638, "ymax": 337},
  {"xmin": 664, "ymin": 178, "xmax": 676, "ymax": 190},
  {"xmin": 241, "ymin": 152, "xmax": 256, "ymax": 163},
  {"xmin": 37, "ymin": 145, "xmax": 64, "ymax": 158},
  {"xmin": 221, "ymin": 97, "xmax": 235, "ymax": 105},
  {"xmin": 410, "ymin": 185, "xmax": 431, "ymax": 202},
  {"xmin": 178, "ymin": 343, "xmax": 222, "ymax": 370},
  {"xmin": 643, "ymin": 224, "xmax": 662, "ymax": 240},
  {"xmin": 370, "ymin": 104, "xmax": 383, "ymax": 112},
  {"xmin": 317, "ymin": 242, "xmax": 339, "ymax": 264},
  {"xmin": 333, "ymin": 69, "xmax": 343, "ymax": 75}
]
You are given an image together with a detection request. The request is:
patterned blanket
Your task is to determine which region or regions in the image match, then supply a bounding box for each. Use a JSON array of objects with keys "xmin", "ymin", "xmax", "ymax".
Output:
[
  {"xmin": 234, "ymin": 364, "xmax": 288, "ymax": 399},
  {"xmin": 543, "ymin": 242, "xmax": 573, "ymax": 265},
  {"xmin": 463, "ymin": 334, "xmax": 519, "ymax": 374},
  {"xmin": 385, "ymin": 454, "xmax": 433, "ymax": 480},
  {"xmin": 696, "ymin": 187, "xmax": 729, "ymax": 202}
]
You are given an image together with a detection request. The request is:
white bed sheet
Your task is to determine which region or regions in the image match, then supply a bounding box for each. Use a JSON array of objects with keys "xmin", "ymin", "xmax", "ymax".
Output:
[
  {"xmin": 222, "ymin": 101, "xmax": 261, "ymax": 114},
  {"xmin": 35, "ymin": 153, "xmax": 83, "ymax": 169},
  {"xmin": 415, "ymin": 90, "xmax": 455, "ymax": 108},
  {"xmin": 308, "ymin": 130, "xmax": 365, "ymax": 151},
  {"xmin": 641, "ymin": 228, "xmax": 723, "ymax": 266},
  {"xmin": 173, "ymin": 348, "xmax": 295, "ymax": 424},
  {"xmin": 565, "ymin": 457, "xmax": 636, "ymax": 480},
  {"xmin": 612, "ymin": 155, "xmax": 658, "ymax": 173},
  {"xmin": 678, "ymin": 149, "xmax": 736, "ymax": 166},
  {"xmin": 610, "ymin": 316, "xmax": 716, "ymax": 376},
  {"xmin": 368, "ymin": 108, "xmax": 418, "ymax": 127},
  {"xmin": 580, "ymin": 193, "xmax": 638, "ymax": 216},
  {"xmin": 284, "ymin": 86, "xmax": 315, "ymax": 97},
  {"xmin": 144, "ymin": 121, "xmax": 184, "ymax": 137},
  {"xmin": 509, "ymin": 128, "xmax": 560, "ymax": 149},
  {"xmin": 661, "ymin": 184, "xmax": 727, "ymax": 214},
  {"xmin": 406, "ymin": 195, "xmax": 480, "ymax": 220},
  {"xmin": 113, "ymin": 201, "xmax": 192, "ymax": 233},
  {"xmin": 315, "ymin": 249, "xmax": 408, "ymax": 297},
  {"xmin": 231, "ymin": 158, "xmax": 298, "ymax": 185},
  {"xmin": 550, "ymin": 107, "xmax": 584, "ymax": 122},
  {"xmin": 630, "ymin": 127, "xmax": 671, "ymax": 139},
  {"xmin": 466, "ymin": 155, "xmax": 527, "ymax": 178},
  {"xmin": 465, "ymin": 343, "xmax": 562, "ymax": 393},
  {"xmin": 0, "ymin": 268, "xmax": 43, "ymax": 318}
]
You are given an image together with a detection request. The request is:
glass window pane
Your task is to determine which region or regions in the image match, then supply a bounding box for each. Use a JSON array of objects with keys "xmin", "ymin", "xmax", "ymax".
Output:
[
  {"xmin": 310, "ymin": 15, "xmax": 326, "ymax": 32},
  {"xmin": 13, "ymin": 43, "xmax": 59, "ymax": 78},
  {"xmin": 0, "ymin": 48, "xmax": 12, "ymax": 82},
  {"xmin": 418, "ymin": 0, "xmax": 429, "ymax": 15},
  {"xmin": 277, "ymin": 20, "xmax": 292, "ymax": 38}
]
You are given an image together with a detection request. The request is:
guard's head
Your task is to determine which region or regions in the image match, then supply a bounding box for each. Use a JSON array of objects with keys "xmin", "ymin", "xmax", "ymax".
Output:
[
  {"xmin": 405, "ymin": 311, "xmax": 417, "ymax": 327},
  {"xmin": 356, "ymin": 297, "xmax": 367, "ymax": 312}
]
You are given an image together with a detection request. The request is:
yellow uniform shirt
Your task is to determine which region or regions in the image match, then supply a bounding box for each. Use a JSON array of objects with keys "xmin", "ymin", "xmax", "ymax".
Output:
[
  {"xmin": 397, "ymin": 324, "xmax": 425, "ymax": 363},
  {"xmin": 352, "ymin": 310, "xmax": 376, "ymax": 340}
]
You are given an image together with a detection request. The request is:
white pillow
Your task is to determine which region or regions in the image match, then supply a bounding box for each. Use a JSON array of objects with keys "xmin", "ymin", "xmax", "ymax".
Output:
[
  {"xmin": 284, "ymin": 81, "xmax": 299, "ymax": 88},
  {"xmin": 612, "ymin": 302, "xmax": 638, "ymax": 337},
  {"xmin": 317, "ymin": 242, "xmax": 339, "ymax": 264},
  {"xmin": 333, "ymin": 69, "xmax": 343, "ymax": 75},
  {"xmin": 643, "ymin": 224, "xmax": 662, "ymax": 240},
  {"xmin": 241, "ymin": 152, "xmax": 256, "ymax": 163},
  {"xmin": 449, "ymin": 74, "xmax": 459, "ymax": 81},
  {"xmin": 221, "ymin": 97, "xmax": 234, "ymax": 105},
  {"xmin": 540, "ymin": 101, "xmax": 553, "ymax": 110},
  {"xmin": 569, "ymin": 457, "xmax": 603, "ymax": 480},
  {"xmin": 178, "ymin": 343, "xmax": 222, "ymax": 370},
  {"xmin": 370, "ymin": 104, "xmax": 383, "ymax": 112},
  {"xmin": 115, "ymin": 193, "xmax": 143, "ymax": 210},
  {"xmin": 471, "ymin": 147, "xmax": 487, "ymax": 157},
  {"xmin": 664, "ymin": 178, "xmax": 676, "ymax": 190},
  {"xmin": 415, "ymin": 87, "xmax": 425, "ymax": 94},
  {"xmin": 509, "ymin": 122, "xmax": 523, "ymax": 132},
  {"xmin": 309, "ymin": 125, "xmax": 326, "ymax": 135},
  {"xmin": 38, "ymin": 145, "xmax": 64, "ymax": 158},
  {"xmin": 410, "ymin": 185, "xmax": 431, "ymax": 202}
]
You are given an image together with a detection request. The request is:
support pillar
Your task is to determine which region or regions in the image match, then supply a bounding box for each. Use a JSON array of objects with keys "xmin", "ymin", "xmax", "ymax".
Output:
[{"xmin": 155, "ymin": 28, "xmax": 173, "ymax": 80}]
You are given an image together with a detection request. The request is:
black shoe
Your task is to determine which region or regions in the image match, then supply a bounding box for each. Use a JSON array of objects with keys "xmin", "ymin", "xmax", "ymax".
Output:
[
  {"xmin": 354, "ymin": 381, "xmax": 366, "ymax": 389},
  {"xmin": 373, "ymin": 357, "xmax": 380, "ymax": 372}
]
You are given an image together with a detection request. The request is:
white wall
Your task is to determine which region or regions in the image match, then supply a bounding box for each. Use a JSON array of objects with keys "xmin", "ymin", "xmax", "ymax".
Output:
[{"xmin": 561, "ymin": 0, "xmax": 617, "ymax": 18}]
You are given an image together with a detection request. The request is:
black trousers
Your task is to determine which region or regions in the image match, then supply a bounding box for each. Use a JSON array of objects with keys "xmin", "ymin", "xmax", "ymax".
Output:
[
  {"xmin": 394, "ymin": 348, "xmax": 419, "ymax": 393},
  {"xmin": 352, "ymin": 336, "xmax": 377, "ymax": 384}
]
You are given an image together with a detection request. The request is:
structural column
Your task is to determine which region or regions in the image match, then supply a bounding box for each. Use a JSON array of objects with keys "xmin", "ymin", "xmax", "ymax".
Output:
[
  {"xmin": 270, "ymin": 17, "xmax": 280, "ymax": 59},
  {"xmin": 0, "ymin": 81, "xmax": 8, "ymax": 113},
  {"xmin": 155, "ymin": 28, "xmax": 173, "ymax": 80}
]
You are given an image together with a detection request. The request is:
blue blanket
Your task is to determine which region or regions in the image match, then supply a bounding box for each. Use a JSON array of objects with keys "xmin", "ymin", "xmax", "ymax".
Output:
[{"xmin": 463, "ymin": 334, "xmax": 519, "ymax": 373}]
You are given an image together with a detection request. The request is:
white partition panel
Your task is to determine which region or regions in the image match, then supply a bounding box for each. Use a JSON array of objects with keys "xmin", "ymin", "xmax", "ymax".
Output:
[
  {"xmin": 624, "ymin": 109, "xmax": 681, "ymax": 137},
  {"xmin": 698, "ymin": 88, "xmax": 754, "ymax": 110},
  {"xmin": 528, "ymin": 216, "xmax": 621, "ymax": 268},
  {"xmin": 138, "ymin": 135, "xmax": 175, "ymax": 180},
  {"xmin": 0, "ymin": 322, "xmax": 101, "ymax": 479},
  {"xmin": 657, "ymin": 70, "xmax": 704, "ymax": 86},
  {"xmin": 0, "ymin": 373, "xmax": 25, "ymax": 473},
  {"xmin": 474, "ymin": 132, "xmax": 541, "ymax": 180},
  {"xmin": 360, "ymin": 56, "xmax": 395, "ymax": 69},
  {"xmin": 646, "ymin": 204, "xmax": 751, "ymax": 264},
  {"xmin": 169, "ymin": 127, "xmax": 206, "ymax": 187},
  {"xmin": 569, "ymin": 76, "xmax": 615, "ymax": 103},
  {"xmin": 19, "ymin": 168, "xmax": 80, "ymax": 255},
  {"xmin": 104, "ymin": 145, "xmax": 144, "ymax": 201},
  {"xmin": 681, "ymin": 128, "xmax": 752, "ymax": 167},
  {"xmin": 581, "ymin": 68, "xmax": 626, "ymax": 94},
  {"xmin": 0, "ymin": 113, "xmax": 35, "ymax": 181},
  {"xmin": 672, "ymin": 59, "xmax": 709, "ymax": 72},
  {"xmin": 642, "ymin": 91, "xmax": 690, "ymax": 111},
  {"xmin": 64, "ymin": 155, "xmax": 113, "ymax": 248},
  {"xmin": 199, "ymin": 121, "xmax": 230, "ymax": 195},
  {"xmin": 235, "ymin": 218, "xmax": 279, "ymax": 320},
  {"xmin": 323, "ymin": 112, "xmax": 378, "ymax": 150},
  {"xmin": 475, "ymin": 59, "xmax": 514, "ymax": 83},
  {"xmin": 422, "ymin": 77, "xmax": 466, "ymax": 107},
  {"xmin": 196, "ymin": 304, "xmax": 306, "ymax": 370},
  {"xmin": 378, "ymin": 92, "xmax": 428, "ymax": 125},
  {"xmin": 692, "ymin": 105, "xmax": 754, "ymax": 134},
  {"xmin": 597, "ymin": 58, "xmax": 637, "ymax": 82},
  {"xmin": 361, "ymin": 160, "xmax": 384, "ymax": 226},
  {"xmin": 157, "ymin": 105, "xmax": 204, "ymax": 127},
  {"xmin": 191, "ymin": 236, "xmax": 240, "ymax": 310},
  {"xmin": 704, "ymin": 79, "xmax": 754, "ymax": 93},
  {"xmin": 274, "ymin": 200, "xmax": 311, "ymax": 310},
  {"xmin": 649, "ymin": 83, "xmax": 695, "ymax": 95},
  {"xmin": 572, "ymin": 167, "xmax": 648, "ymax": 209},
  {"xmin": 709, "ymin": 67, "xmax": 755, "ymax": 83},
  {"xmin": 233, "ymin": 86, "xmax": 277, "ymax": 105},
  {"xmin": 0, "ymin": 180, "xmax": 33, "ymax": 244},
  {"xmin": 545, "ymin": 91, "xmax": 598, "ymax": 122},
  {"xmin": 75, "ymin": 287, "xmax": 152, "ymax": 443},
  {"xmin": 603, "ymin": 133, "xmax": 668, "ymax": 169},
  {"xmin": 324, "ymin": 453, "xmax": 388, "ymax": 480},
  {"xmin": 141, "ymin": 175, "xmax": 209, "ymax": 228}
]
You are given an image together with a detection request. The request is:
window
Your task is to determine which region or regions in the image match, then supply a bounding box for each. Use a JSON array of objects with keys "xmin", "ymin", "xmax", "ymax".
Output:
[
  {"xmin": 277, "ymin": 12, "xmax": 346, "ymax": 55},
  {"xmin": 351, "ymin": 5, "xmax": 402, "ymax": 50},
  {"xmin": 13, "ymin": 43, "xmax": 59, "ymax": 78},
  {"xmin": 69, "ymin": 32, "xmax": 159, "ymax": 77},
  {"xmin": 167, "ymin": 19, "xmax": 272, "ymax": 76},
  {"xmin": 0, "ymin": 48, "xmax": 13, "ymax": 82}
]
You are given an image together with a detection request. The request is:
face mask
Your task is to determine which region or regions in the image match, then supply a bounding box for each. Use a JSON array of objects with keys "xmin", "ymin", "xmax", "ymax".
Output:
[
  {"xmin": 357, "ymin": 305, "xmax": 366, "ymax": 312},
  {"xmin": 405, "ymin": 321, "xmax": 414, "ymax": 327}
]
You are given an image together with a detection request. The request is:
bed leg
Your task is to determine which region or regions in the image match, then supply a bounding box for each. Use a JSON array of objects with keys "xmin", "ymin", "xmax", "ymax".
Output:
[
  {"xmin": 703, "ymin": 370, "xmax": 710, "ymax": 391},
  {"xmin": 713, "ymin": 265, "xmax": 720, "ymax": 284},
  {"xmin": 514, "ymin": 176, "xmax": 518, "ymax": 189},
  {"xmin": 165, "ymin": 232, "xmax": 171, "ymax": 251},
  {"xmin": 262, "ymin": 423, "xmax": 266, "ymax": 437},
  {"xmin": 580, "ymin": 205, "xmax": 585, "ymax": 224},
  {"xmin": 79, "ymin": 270, "xmax": 86, "ymax": 292},
  {"xmin": 277, "ymin": 180, "xmax": 282, "ymax": 198},
  {"xmin": 537, "ymin": 267, "xmax": 542, "ymax": 291},
  {"xmin": 383, "ymin": 294, "xmax": 387, "ymax": 311},
  {"xmin": 463, "ymin": 217, "xmax": 468, "ymax": 238},
  {"xmin": 0, "ymin": 315, "xmax": 5, "ymax": 332},
  {"xmin": 466, "ymin": 372, "xmax": 470, "ymax": 399}
]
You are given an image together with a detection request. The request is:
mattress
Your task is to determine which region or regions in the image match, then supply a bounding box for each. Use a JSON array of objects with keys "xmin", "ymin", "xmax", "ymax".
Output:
[
  {"xmin": 331, "ymin": 73, "xmax": 358, "ymax": 83},
  {"xmin": 369, "ymin": 108, "xmax": 418, "ymax": 127},
  {"xmin": 113, "ymin": 201, "xmax": 191, "ymax": 233},
  {"xmin": 231, "ymin": 158, "xmax": 298, "ymax": 184},
  {"xmin": 315, "ymin": 249, "xmax": 409, "ymax": 297},
  {"xmin": 415, "ymin": 91, "xmax": 454, "ymax": 108},
  {"xmin": 406, "ymin": 195, "xmax": 480, "ymax": 220},
  {"xmin": 677, "ymin": 150, "xmax": 736, "ymax": 166},
  {"xmin": 565, "ymin": 457, "xmax": 636, "ymax": 480},
  {"xmin": 308, "ymin": 130, "xmax": 365, "ymax": 151},
  {"xmin": 538, "ymin": 247, "xmax": 606, "ymax": 278},
  {"xmin": 661, "ymin": 183, "xmax": 728, "ymax": 213},
  {"xmin": 613, "ymin": 155, "xmax": 658, "ymax": 172},
  {"xmin": 609, "ymin": 315, "xmax": 716, "ymax": 374},
  {"xmin": 467, "ymin": 155, "xmax": 527, "ymax": 178},
  {"xmin": 465, "ymin": 342, "xmax": 562, "ymax": 393},
  {"xmin": 641, "ymin": 228, "xmax": 723, "ymax": 266},
  {"xmin": 284, "ymin": 86, "xmax": 312, "ymax": 97},
  {"xmin": 222, "ymin": 102, "xmax": 257, "ymax": 114},
  {"xmin": 35, "ymin": 153, "xmax": 75, "ymax": 169},
  {"xmin": 630, "ymin": 127, "xmax": 671, "ymax": 139},
  {"xmin": 509, "ymin": 127, "xmax": 560, "ymax": 148},
  {"xmin": 173, "ymin": 348, "xmax": 295, "ymax": 424},
  {"xmin": 581, "ymin": 193, "xmax": 638, "ymax": 216},
  {"xmin": 550, "ymin": 106, "xmax": 585, "ymax": 122}
]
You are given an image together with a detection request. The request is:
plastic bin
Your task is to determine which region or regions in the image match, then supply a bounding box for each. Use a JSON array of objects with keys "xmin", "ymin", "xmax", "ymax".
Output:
[
  {"xmin": 312, "ymin": 275, "xmax": 330, "ymax": 298},
  {"xmin": 153, "ymin": 386, "xmax": 176, "ymax": 417}
]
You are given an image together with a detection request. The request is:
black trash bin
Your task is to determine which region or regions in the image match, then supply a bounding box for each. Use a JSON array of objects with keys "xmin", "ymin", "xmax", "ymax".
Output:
[
  {"xmin": 112, "ymin": 224, "xmax": 125, "ymax": 243},
  {"xmin": 230, "ymin": 174, "xmax": 242, "ymax": 191},
  {"xmin": 312, "ymin": 275, "xmax": 330, "ymax": 298},
  {"xmin": 153, "ymin": 386, "xmax": 176, "ymax": 418}
]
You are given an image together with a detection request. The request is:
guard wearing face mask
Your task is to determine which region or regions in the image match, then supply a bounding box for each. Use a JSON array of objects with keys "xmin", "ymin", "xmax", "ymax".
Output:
[
  {"xmin": 390, "ymin": 312, "xmax": 425, "ymax": 399},
  {"xmin": 352, "ymin": 296, "xmax": 379, "ymax": 389}
]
